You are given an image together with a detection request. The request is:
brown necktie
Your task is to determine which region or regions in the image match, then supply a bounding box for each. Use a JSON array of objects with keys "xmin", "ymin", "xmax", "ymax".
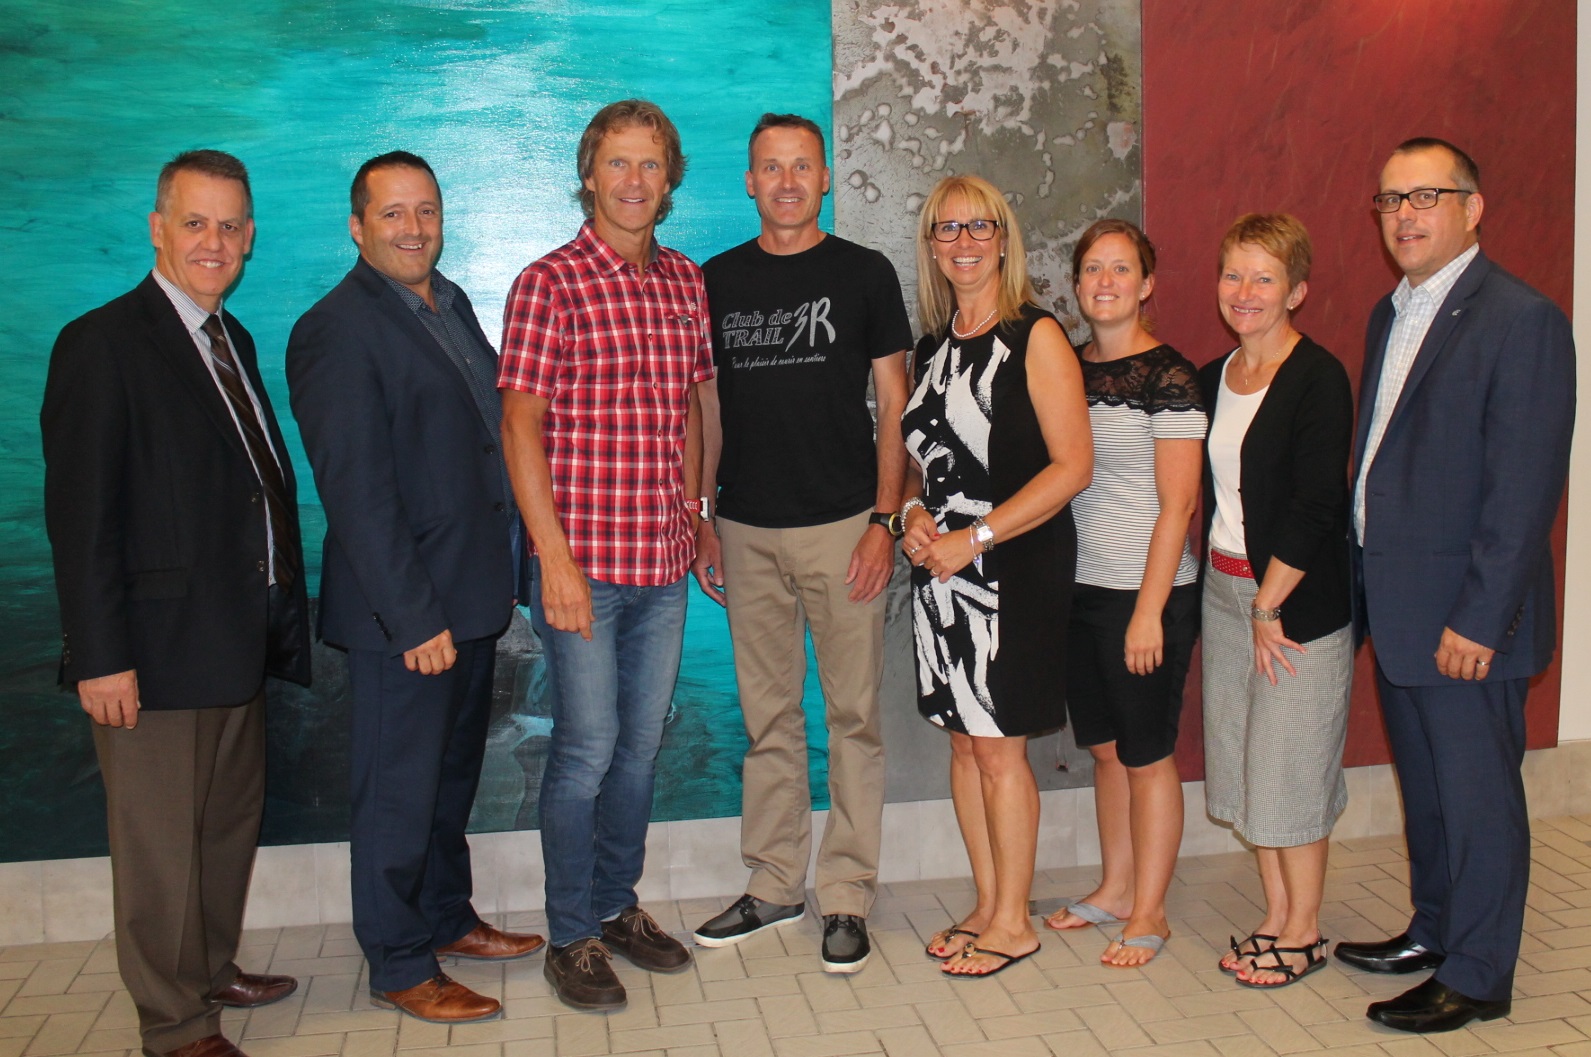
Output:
[{"xmin": 201, "ymin": 314, "xmax": 297, "ymax": 589}]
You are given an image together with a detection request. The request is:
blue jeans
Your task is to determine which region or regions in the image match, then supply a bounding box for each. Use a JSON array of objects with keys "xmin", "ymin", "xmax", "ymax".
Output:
[{"xmin": 530, "ymin": 563, "xmax": 688, "ymax": 947}]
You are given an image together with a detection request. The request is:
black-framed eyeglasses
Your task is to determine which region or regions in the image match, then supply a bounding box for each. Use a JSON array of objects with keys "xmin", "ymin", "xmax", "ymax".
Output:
[
  {"xmin": 931, "ymin": 219, "xmax": 1001, "ymax": 242},
  {"xmin": 1371, "ymin": 188, "xmax": 1472, "ymax": 213}
]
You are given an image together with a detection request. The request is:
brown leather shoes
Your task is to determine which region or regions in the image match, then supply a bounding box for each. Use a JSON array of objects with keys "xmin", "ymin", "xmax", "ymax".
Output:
[
  {"xmin": 544, "ymin": 938, "xmax": 626, "ymax": 1010},
  {"xmin": 601, "ymin": 905, "xmax": 692, "ymax": 973},
  {"xmin": 435, "ymin": 921, "xmax": 546, "ymax": 961},
  {"xmin": 368, "ymin": 973, "xmax": 501, "ymax": 1023},
  {"xmin": 163, "ymin": 1036, "xmax": 248, "ymax": 1057},
  {"xmin": 212, "ymin": 971, "xmax": 298, "ymax": 1008}
]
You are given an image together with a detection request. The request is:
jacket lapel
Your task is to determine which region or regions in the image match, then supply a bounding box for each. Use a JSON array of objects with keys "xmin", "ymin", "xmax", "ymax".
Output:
[
  {"xmin": 1354, "ymin": 299, "xmax": 1395, "ymax": 476},
  {"xmin": 135, "ymin": 276, "xmax": 250, "ymax": 461},
  {"xmin": 351, "ymin": 260, "xmax": 493, "ymax": 442},
  {"xmin": 1382, "ymin": 251, "xmax": 1490, "ymax": 435}
]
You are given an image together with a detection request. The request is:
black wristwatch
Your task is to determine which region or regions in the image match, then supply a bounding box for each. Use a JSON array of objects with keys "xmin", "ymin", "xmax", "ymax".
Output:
[{"xmin": 869, "ymin": 511, "xmax": 904, "ymax": 539}]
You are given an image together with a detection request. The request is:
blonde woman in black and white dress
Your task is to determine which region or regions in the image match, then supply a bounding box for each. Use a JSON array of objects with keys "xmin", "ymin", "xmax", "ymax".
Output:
[{"xmin": 901, "ymin": 175, "xmax": 1092, "ymax": 978}]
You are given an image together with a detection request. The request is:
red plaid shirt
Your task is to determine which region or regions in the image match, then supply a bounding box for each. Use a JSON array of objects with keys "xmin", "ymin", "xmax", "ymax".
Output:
[{"xmin": 499, "ymin": 222, "xmax": 714, "ymax": 586}]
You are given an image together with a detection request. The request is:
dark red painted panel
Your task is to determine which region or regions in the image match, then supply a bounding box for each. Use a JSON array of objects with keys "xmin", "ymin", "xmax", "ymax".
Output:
[{"xmin": 1142, "ymin": 0, "xmax": 1576, "ymax": 776}]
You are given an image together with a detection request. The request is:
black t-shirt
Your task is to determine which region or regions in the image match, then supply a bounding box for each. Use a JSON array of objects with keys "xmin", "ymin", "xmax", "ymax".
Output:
[{"xmin": 703, "ymin": 235, "xmax": 912, "ymax": 528}]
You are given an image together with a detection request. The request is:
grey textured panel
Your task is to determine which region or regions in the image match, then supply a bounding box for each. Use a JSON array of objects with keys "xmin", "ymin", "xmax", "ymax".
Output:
[
  {"xmin": 832, "ymin": 0, "xmax": 1142, "ymax": 340},
  {"xmin": 833, "ymin": 0, "xmax": 1146, "ymax": 800}
]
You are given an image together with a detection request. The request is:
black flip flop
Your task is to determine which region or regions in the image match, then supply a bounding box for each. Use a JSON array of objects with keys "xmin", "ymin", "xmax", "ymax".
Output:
[
  {"xmin": 944, "ymin": 942, "xmax": 1039, "ymax": 978},
  {"xmin": 925, "ymin": 927, "xmax": 980, "ymax": 961}
]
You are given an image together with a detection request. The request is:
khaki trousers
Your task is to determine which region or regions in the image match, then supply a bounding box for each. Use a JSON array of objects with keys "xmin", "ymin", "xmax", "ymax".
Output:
[
  {"xmin": 718, "ymin": 512, "xmax": 885, "ymax": 916},
  {"xmin": 93, "ymin": 691, "xmax": 264, "ymax": 1055}
]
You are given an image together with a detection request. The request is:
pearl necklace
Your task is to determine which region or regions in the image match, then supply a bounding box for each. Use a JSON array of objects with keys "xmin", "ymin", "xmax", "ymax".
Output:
[{"xmin": 951, "ymin": 306, "xmax": 998, "ymax": 340}]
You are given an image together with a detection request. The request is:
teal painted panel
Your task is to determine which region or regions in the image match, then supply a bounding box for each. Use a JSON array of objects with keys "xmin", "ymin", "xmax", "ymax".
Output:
[{"xmin": 0, "ymin": 0, "xmax": 833, "ymax": 860}]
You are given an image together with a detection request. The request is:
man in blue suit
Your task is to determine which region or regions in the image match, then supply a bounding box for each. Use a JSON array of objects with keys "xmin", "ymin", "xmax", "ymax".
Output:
[
  {"xmin": 1336, "ymin": 138, "xmax": 1575, "ymax": 1033},
  {"xmin": 288, "ymin": 152, "xmax": 543, "ymax": 1024}
]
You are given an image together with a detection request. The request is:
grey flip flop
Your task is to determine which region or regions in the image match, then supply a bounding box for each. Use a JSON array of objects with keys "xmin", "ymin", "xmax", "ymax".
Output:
[
  {"xmin": 1105, "ymin": 931, "xmax": 1167, "ymax": 965},
  {"xmin": 1047, "ymin": 899, "xmax": 1125, "ymax": 929}
]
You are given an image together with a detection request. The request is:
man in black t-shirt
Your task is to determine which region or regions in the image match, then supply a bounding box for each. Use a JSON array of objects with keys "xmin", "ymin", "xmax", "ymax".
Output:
[{"xmin": 690, "ymin": 113, "xmax": 912, "ymax": 974}]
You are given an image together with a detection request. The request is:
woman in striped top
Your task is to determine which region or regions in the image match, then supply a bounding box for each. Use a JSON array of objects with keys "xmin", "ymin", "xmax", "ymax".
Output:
[{"xmin": 1043, "ymin": 220, "xmax": 1205, "ymax": 967}]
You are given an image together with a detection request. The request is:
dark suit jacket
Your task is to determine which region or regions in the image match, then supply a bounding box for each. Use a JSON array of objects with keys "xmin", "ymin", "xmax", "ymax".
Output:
[
  {"xmin": 1200, "ymin": 336, "xmax": 1354, "ymax": 645},
  {"xmin": 41, "ymin": 274, "xmax": 312, "ymax": 708},
  {"xmin": 287, "ymin": 259, "xmax": 512, "ymax": 655},
  {"xmin": 1354, "ymin": 251, "xmax": 1576, "ymax": 686}
]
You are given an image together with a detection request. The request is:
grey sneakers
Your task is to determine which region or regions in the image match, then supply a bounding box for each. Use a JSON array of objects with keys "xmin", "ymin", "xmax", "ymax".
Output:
[
  {"xmin": 692, "ymin": 894, "xmax": 805, "ymax": 947},
  {"xmin": 820, "ymin": 914, "xmax": 870, "ymax": 973}
]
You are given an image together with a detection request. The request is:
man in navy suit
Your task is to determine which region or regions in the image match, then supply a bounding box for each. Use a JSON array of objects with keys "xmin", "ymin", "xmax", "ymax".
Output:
[
  {"xmin": 288, "ymin": 152, "xmax": 543, "ymax": 1024},
  {"xmin": 1336, "ymin": 137, "xmax": 1575, "ymax": 1033},
  {"xmin": 43, "ymin": 149, "xmax": 311, "ymax": 1057}
]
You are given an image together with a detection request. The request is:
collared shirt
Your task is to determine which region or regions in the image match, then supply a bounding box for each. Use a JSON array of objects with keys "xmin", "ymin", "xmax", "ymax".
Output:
[
  {"xmin": 377, "ymin": 268, "xmax": 510, "ymax": 507},
  {"xmin": 150, "ymin": 267, "xmax": 284, "ymax": 584},
  {"xmin": 498, "ymin": 221, "xmax": 715, "ymax": 586},
  {"xmin": 1353, "ymin": 243, "xmax": 1480, "ymax": 542}
]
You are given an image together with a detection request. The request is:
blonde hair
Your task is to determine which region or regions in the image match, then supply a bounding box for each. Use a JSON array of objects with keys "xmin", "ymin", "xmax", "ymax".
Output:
[
  {"xmin": 915, "ymin": 175, "xmax": 1038, "ymax": 335},
  {"xmin": 1218, "ymin": 212, "xmax": 1312, "ymax": 287}
]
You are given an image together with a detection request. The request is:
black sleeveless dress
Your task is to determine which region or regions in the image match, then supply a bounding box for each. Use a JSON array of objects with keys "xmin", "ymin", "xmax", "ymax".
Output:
[{"xmin": 902, "ymin": 304, "xmax": 1075, "ymax": 737}]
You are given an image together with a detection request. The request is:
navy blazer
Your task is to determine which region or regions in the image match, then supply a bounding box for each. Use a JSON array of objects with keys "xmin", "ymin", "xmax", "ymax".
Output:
[
  {"xmin": 41, "ymin": 275, "xmax": 312, "ymax": 706},
  {"xmin": 287, "ymin": 259, "xmax": 513, "ymax": 655},
  {"xmin": 1200, "ymin": 336, "xmax": 1354, "ymax": 645},
  {"xmin": 1354, "ymin": 251, "xmax": 1575, "ymax": 686}
]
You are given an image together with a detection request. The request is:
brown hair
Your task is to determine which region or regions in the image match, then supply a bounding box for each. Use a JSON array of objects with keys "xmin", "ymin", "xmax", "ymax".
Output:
[
  {"xmin": 748, "ymin": 113, "xmax": 826, "ymax": 168},
  {"xmin": 350, "ymin": 151, "xmax": 438, "ymax": 217},
  {"xmin": 1218, "ymin": 212, "xmax": 1312, "ymax": 287},
  {"xmin": 1071, "ymin": 217, "xmax": 1156, "ymax": 281},
  {"xmin": 155, "ymin": 150, "xmax": 252, "ymax": 215},
  {"xmin": 914, "ymin": 175, "xmax": 1037, "ymax": 335},
  {"xmin": 1394, "ymin": 136, "xmax": 1481, "ymax": 192},
  {"xmin": 577, "ymin": 99, "xmax": 687, "ymax": 224}
]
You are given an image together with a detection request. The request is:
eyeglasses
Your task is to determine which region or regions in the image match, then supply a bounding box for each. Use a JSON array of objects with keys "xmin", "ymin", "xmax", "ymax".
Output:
[
  {"xmin": 931, "ymin": 219, "xmax": 1001, "ymax": 242},
  {"xmin": 1371, "ymin": 188, "xmax": 1472, "ymax": 213}
]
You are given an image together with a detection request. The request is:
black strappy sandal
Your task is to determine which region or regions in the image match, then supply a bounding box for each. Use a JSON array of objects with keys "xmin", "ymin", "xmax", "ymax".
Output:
[
  {"xmin": 1235, "ymin": 938, "xmax": 1328, "ymax": 988},
  {"xmin": 1219, "ymin": 932, "xmax": 1277, "ymax": 974}
]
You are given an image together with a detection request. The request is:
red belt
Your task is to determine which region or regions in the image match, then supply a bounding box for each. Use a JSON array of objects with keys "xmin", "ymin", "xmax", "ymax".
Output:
[{"xmin": 1210, "ymin": 548, "xmax": 1254, "ymax": 579}]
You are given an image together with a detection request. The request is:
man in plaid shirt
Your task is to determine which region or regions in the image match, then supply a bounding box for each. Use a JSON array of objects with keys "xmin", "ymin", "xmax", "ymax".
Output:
[{"xmin": 499, "ymin": 99, "xmax": 713, "ymax": 1012}]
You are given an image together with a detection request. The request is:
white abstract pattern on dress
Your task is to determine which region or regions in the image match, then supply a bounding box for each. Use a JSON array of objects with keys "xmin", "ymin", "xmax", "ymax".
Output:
[{"xmin": 904, "ymin": 333, "xmax": 1010, "ymax": 737}]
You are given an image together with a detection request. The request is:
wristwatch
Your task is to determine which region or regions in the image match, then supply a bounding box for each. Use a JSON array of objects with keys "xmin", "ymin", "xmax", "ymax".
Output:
[
  {"xmin": 684, "ymin": 496, "xmax": 712, "ymax": 522},
  {"xmin": 869, "ymin": 511, "xmax": 904, "ymax": 538},
  {"xmin": 970, "ymin": 516, "xmax": 996, "ymax": 553}
]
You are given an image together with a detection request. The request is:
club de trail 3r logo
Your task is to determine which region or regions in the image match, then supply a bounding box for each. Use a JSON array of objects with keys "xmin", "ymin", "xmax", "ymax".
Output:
[{"xmin": 720, "ymin": 298, "xmax": 834, "ymax": 368}]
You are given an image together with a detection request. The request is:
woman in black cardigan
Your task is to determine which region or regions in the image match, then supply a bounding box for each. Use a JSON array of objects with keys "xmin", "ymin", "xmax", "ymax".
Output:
[{"xmin": 1199, "ymin": 214, "xmax": 1353, "ymax": 989}]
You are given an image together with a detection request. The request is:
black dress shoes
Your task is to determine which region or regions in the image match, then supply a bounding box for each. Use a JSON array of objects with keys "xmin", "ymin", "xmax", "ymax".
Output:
[
  {"xmin": 1368, "ymin": 977, "xmax": 1510, "ymax": 1033},
  {"xmin": 1334, "ymin": 932, "xmax": 1444, "ymax": 974}
]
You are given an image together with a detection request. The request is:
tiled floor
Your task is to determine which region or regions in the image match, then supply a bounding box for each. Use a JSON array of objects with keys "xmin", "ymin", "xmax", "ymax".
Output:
[{"xmin": 9, "ymin": 816, "xmax": 1591, "ymax": 1057}]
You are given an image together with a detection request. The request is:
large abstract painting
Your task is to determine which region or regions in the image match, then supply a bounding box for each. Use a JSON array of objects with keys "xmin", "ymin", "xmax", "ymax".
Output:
[{"xmin": 0, "ymin": 0, "xmax": 1143, "ymax": 862}]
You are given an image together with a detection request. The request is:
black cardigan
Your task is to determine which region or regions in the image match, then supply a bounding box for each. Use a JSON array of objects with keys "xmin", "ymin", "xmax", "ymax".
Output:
[{"xmin": 1199, "ymin": 335, "xmax": 1353, "ymax": 644}]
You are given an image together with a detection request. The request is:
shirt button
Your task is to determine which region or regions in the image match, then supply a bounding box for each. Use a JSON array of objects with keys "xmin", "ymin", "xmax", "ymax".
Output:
[
  {"xmin": 494, "ymin": 502, "xmax": 506, "ymax": 513},
  {"xmin": 484, "ymin": 444, "xmax": 496, "ymax": 455},
  {"xmin": 256, "ymin": 560, "xmax": 266, "ymax": 572}
]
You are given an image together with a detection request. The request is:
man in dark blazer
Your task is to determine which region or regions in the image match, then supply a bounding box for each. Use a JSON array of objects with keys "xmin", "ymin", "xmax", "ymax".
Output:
[
  {"xmin": 287, "ymin": 152, "xmax": 542, "ymax": 1025},
  {"xmin": 1337, "ymin": 137, "xmax": 1576, "ymax": 1033},
  {"xmin": 41, "ymin": 150, "xmax": 310, "ymax": 1057}
]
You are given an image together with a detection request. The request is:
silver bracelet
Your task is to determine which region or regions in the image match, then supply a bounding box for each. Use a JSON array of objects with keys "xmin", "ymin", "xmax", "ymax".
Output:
[
  {"xmin": 1250, "ymin": 604, "xmax": 1282, "ymax": 622},
  {"xmin": 900, "ymin": 496, "xmax": 926, "ymax": 520},
  {"xmin": 970, "ymin": 516, "xmax": 996, "ymax": 553}
]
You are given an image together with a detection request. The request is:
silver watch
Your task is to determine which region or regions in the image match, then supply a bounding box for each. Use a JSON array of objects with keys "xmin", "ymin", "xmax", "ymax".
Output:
[{"xmin": 970, "ymin": 516, "xmax": 996, "ymax": 553}]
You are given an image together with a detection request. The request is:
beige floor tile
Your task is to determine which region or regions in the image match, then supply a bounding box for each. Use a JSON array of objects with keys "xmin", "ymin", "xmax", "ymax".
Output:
[
  {"xmin": 10, "ymin": 830, "xmax": 1591, "ymax": 1057},
  {"xmin": 716, "ymin": 1016, "xmax": 777, "ymax": 1057},
  {"xmin": 769, "ymin": 1030, "xmax": 884, "ymax": 1057}
]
